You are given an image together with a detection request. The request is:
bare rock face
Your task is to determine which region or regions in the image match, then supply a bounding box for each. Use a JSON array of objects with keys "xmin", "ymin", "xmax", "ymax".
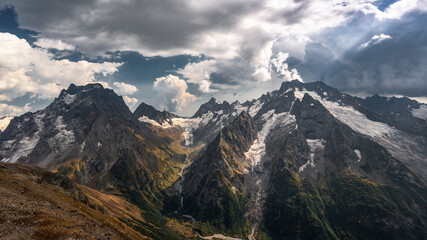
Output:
[
  {"xmin": 359, "ymin": 94, "xmax": 421, "ymax": 117},
  {"xmin": 180, "ymin": 111, "xmax": 257, "ymax": 235},
  {"xmin": 192, "ymin": 97, "xmax": 230, "ymax": 118},
  {"xmin": 134, "ymin": 102, "xmax": 177, "ymax": 125}
]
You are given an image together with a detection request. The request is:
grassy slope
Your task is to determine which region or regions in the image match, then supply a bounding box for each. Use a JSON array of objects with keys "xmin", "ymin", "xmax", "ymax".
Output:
[
  {"xmin": 264, "ymin": 166, "xmax": 427, "ymax": 240},
  {"xmin": 0, "ymin": 163, "xmax": 148, "ymax": 240}
]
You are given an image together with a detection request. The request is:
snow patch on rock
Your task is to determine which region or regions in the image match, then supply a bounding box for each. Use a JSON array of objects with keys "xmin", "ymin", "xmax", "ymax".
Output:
[
  {"xmin": 294, "ymin": 89, "xmax": 396, "ymax": 138},
  {"xmin": 53, "ymin": 116, "xmax": 75, "ymax": 150},
  {"xmin": 245, "ymin": 110, "xmax": 295, "ymax": 169},
  {"xmin": 62, "ymin": 93, "xmax": 76, "ymax": 105},
  {"xmin": 199, "ymin": 112, "xmax": 213, "ymax": 126},
  {"xmin": 138, "ymin": 116, "xmax": 172, "ymax": 128},
  {"xmin": 412, "ymin": 105, "xmax": 427, "ymax": 120},
  {"xmin": 299, "ymin": 139, "xmax": 325, "ymax": 172},
  {"xmin": 354, "ymin": 149, "xmax": 361, "ymax": 162},
  {"xmin": 248, "ymin": 100, "xmax": 263, "ymax": 117},
  {"xmin": 172, "ymin": 117, "xmax": 202, "ymax": 146},
  {"xmin": 293, "ymin": 89, "xmax": 305, "ymax": 100},
  {"xmin": 1, "ymin": 113, "xmax": 45, "ymax": 163},
  {"xmin": 234, "ymin": 103, "xmax": 248, "ymax": 115},
  {"xmin": 80, "ymin": 140, "xmax": 86, "ymax": 152}
]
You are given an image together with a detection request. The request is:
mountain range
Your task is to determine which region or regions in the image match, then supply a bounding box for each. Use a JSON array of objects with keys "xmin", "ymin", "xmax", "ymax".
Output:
[{"xmin": 1, "ymin": 80, "xmax": 427, "ymax": 239}]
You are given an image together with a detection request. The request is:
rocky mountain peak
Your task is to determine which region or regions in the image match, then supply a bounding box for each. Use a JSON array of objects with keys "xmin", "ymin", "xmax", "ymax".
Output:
[
  {"xmin": 279, "ymin": 79, "xmax": 304, "ymax": 92},
  {"xmin": 231, "ymin": 100, "xmax": 241, "ymax": 106},
  {"xmin": 52, "ymin": 83, "xmax": 138, "ymax": 126},
  {"xmin": 208, "ymin": 97, "xmax": 218, "ymax": 104},
  {"xmin": 59, "ymin": 83, "xmax": 106, "ymax": 97},
  {"xmin": 134, "ymin": 102, "xmax": 157, "ymax": 116},
  {"xmin": 218, "ymin": 110, "xmax": 257, "ymax": 151},
  {"xmin": 133, "ymin": 102, "xmax": 177, "ymax": 125},
  {"xmin": 192, "ymin": 97, "xmax": 231, "ymax": 118},
  {"xmin": 359, "ymin": 93, "xmax": 420, "ymax": 116}
]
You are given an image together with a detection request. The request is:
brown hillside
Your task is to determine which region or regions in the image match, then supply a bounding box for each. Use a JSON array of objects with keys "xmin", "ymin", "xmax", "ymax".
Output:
[{"xmin": 0, "ymin": 163, "xmax": 149, "ymax": 240}]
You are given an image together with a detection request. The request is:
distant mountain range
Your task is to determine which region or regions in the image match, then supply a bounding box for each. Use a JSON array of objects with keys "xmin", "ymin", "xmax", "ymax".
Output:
[{"xmin": 1, "ymin": 81, "xmax": 427, "ymax": 239}]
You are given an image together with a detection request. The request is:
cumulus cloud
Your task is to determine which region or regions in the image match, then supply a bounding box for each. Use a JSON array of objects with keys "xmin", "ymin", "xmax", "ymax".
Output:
[
  {"xmin": 198, "ymin": 80, "xmax": 215, "ymax": 93},
  {"xmin": 0, "ymin": 33, "xmax": 121, "ymax": 101},
  {"xmin": 34, "ymin": 38, "xmax": 75, "ymax": 50},
  {"xmin": 360, "ymin": 34, "xmax": 392, "ymax": 48},
  {"xmin": 4, "ymin": 0, "xmax": 411, "ymax": 71},
  {"xmin": 113, "ymin": 82, "xmax": 138, "ymax": 95},
  {"xmin": 177, "ymin": 60, "xmax": 218, "ymax": 93},
  {"xmin": 178, "ymin": 50, "xmax": 303, "ymax": 91},
  {"xmin": 122, "ymin": 96, "xmax": 138, "ymax": 108},
  {"xmin": 355, "ymin": 0, "xmax": 427, "ymax": 20},
  {"xmin": 153, "ymin": 75, "xmax": 197, "ymax": 112},
  {"xmin": 0, "ymin": 94, "xmax": 10, "ymax": 101},
  {"xmin": 271, "ymin": 52, "xmax": 303, "ymax": 82},
  {"xmin": 0, "ymin": 103, "xmax": 30, "ymax": 117},
  {"xmin": 2, "ymin": 0, "xmax": 427, "ymax": 105}
]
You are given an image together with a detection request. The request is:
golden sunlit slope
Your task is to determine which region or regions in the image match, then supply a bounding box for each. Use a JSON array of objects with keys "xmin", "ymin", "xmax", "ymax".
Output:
[{"xmin": 0, "ymin": 163, "xmax": 149, "ymax": 240}]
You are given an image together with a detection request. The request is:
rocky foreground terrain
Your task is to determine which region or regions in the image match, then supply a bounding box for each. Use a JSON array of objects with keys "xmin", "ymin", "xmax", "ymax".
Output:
[{"xmin": 0, "ymin": 163, "xmax": 148, "ymax": 240}]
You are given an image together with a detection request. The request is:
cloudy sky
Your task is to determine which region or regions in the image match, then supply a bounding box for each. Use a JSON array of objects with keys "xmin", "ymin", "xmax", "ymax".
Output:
[{"xmin": 0, "ymin": 0, "xmax": 426, "ymax": 116}]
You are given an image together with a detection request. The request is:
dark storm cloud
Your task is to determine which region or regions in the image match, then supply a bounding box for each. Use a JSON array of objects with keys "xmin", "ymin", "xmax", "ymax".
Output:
[
  {"xmin": 0, "ymin": 6, "xmax": 37, "ymax": 43},
  {"xmin": 210, "ymin": 58, "xmax": 258, "ymax": 86},
  {"xmin": 290, "ymin": 12, "xmax": 427, "ymax": 97},
  {"xmin": 1, "ymin": 0, "xmax": 263, "ymax": 55}
]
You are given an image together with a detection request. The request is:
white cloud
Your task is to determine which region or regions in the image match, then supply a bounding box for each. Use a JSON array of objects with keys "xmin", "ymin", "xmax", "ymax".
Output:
[
  {"xmin": 357, "ymin": 0, "xmax": 425, "ymax": 20},
  {"xmin": 0, "ymin": 94, "xmax": 10, "ymax": 101},
  {"xmin": 153, "ymin": 75, "xmax": 197, "ymax": 112},
  {"xmin": 5, "ymin": 0, "xmax": 427, "ymax": 105},
  {"xmin": 0, "ymin": 103, "xmax": 30, "ymax": 117},
  {"xmin": 271, "ymin": 52, "xmax": 303, "ymax": 82},
  {"xmin": 123, "ymin": 96, "xmax": 138, "ymax": 108},
  {"xmin": 198, "ymin": 80, "xmax": 216, "ymax": 93},
  {"xmin": 177, "ymin": 60, "xmax": 218, "ymax": 93},
  {"xmin": 0, "ymin": 33, "xmax": 121, "ymax": 100},
  {"xmin": 360, "ymin": 34, "xmax": 392, "ymax": 48},
  {"xmin": 34, "ymin": 38, "xmax": 75, "ymax": 50},
  {"xmin": 113, "ymin": 82, "xmax": 138, "ymax": 95},
  {"xmin": 410, "ymin": 97, "xmax": 427, "ymax": 104}
]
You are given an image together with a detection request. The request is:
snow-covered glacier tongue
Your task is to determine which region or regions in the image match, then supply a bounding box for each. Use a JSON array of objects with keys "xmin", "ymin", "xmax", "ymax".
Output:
[
  {"xmin": 291, "ymin": 87, "xmax": 427, "ymax": 179},
  {"xmin": 245, "ymin": 110, "xmax": 296, "ymax": 169},
  {"xmin": 244, "ymin": 108, "xmax": 296, "ymax": 239}
]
